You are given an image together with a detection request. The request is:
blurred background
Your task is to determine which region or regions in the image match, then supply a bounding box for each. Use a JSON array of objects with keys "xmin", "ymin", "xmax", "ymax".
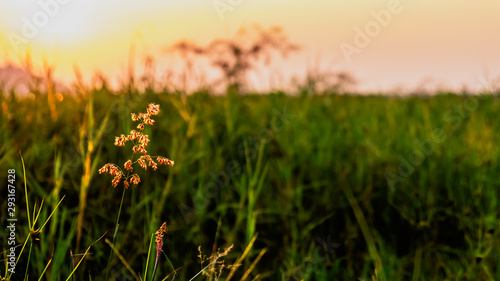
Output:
[
  {"xmin": 1, "ymin": 1, "xmax": 500, "ymax": 281},
  {"xmin": 1, "ymin": 0, "xmax": 500, "ymax": 93}
]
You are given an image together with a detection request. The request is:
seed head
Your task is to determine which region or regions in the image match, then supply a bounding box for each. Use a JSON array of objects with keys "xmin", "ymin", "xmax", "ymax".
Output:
[
  {"xmin": 155, "ymin": 222, "xmax": 168, "ymax": 256},
  {"xmin": 124, "ymin": 160, "xmax": 133, "ymax": 172},
  {"xmin": 138, "ymin": 158, "xmax": 147, "ymax": 170},
  {"xmin": 157, "ymin": 157, "xmax": 174, "ymax": 167},
  {"xmin": 130, "ymin": 174, "xmax": 141, "ymax": 185},
  {"xmin": 100, "ymin": 103, "xmax": 173, "ymax": 188},
  {"xmin": 131, "ymin": 113, "xmax": 138, "ymax": 121}
]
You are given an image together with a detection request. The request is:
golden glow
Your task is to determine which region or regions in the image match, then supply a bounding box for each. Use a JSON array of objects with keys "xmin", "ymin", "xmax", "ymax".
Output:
[{"xmin": 0, "ymin": 0, "xmax": 499, "ymax": 91}]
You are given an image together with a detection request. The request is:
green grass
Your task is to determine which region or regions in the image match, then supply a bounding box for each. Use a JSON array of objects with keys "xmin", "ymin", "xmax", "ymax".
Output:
[{"xmin": 1, "ymin": 87, "xmax": 500, "ymax": 280}]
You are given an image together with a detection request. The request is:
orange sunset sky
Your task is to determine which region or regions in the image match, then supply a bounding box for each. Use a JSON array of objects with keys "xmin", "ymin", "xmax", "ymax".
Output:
[{"xmin": 0, "ymin": 0, "xmax": 499, "ymax": 92}]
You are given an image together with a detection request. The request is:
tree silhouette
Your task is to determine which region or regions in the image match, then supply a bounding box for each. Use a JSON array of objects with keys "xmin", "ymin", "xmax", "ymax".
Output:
[{"xmin": 169, "ymin": 25, "xmax": 299, "ymax": 94}]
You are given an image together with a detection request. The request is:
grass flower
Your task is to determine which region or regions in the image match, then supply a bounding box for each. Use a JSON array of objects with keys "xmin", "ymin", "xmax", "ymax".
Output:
[
  {"xmin": 152, "ymin": 222, "xmax": 168, "ymax": 280},
  {"xmin": 102, "ymin": 103, "xmax": 174, "ymax": 280},
  {"xmin": 99, "ymin": 103, "xmax": 174, "ymax": 188},
  {"xmin": 155, "ymin": 222, "xmax": 168, "ymax": 258}
]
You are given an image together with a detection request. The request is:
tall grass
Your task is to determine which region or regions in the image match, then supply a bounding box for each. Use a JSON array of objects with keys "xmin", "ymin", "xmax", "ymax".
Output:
[{"xmin": 1, "ymin": 86, "xmax": 500, "ymax": 280}]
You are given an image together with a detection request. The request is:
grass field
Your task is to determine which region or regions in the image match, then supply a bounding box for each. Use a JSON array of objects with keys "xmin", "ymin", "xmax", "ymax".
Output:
[{"xmin": 1, "ymin": 85, "xmax": 500, "ymax": 280}]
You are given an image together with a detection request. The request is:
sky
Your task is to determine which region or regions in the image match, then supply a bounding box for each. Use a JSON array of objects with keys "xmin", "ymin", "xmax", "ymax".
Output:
[{"xmin": 0, "ymin": 0, "xmax": 499, "ymax": 93}]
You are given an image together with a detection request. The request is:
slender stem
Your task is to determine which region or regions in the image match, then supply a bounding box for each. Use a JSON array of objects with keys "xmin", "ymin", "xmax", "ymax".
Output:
[
  {"xmin": 25, "ymin": 241, "xmax": 33, "ymax": 281},
  {"xmin": 151, "ymin": 253, "xmax": 159, "ymax": 281},
  {"xmin": 105, "ymin": 187, "xmax": 127, "ymax": 280}
]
